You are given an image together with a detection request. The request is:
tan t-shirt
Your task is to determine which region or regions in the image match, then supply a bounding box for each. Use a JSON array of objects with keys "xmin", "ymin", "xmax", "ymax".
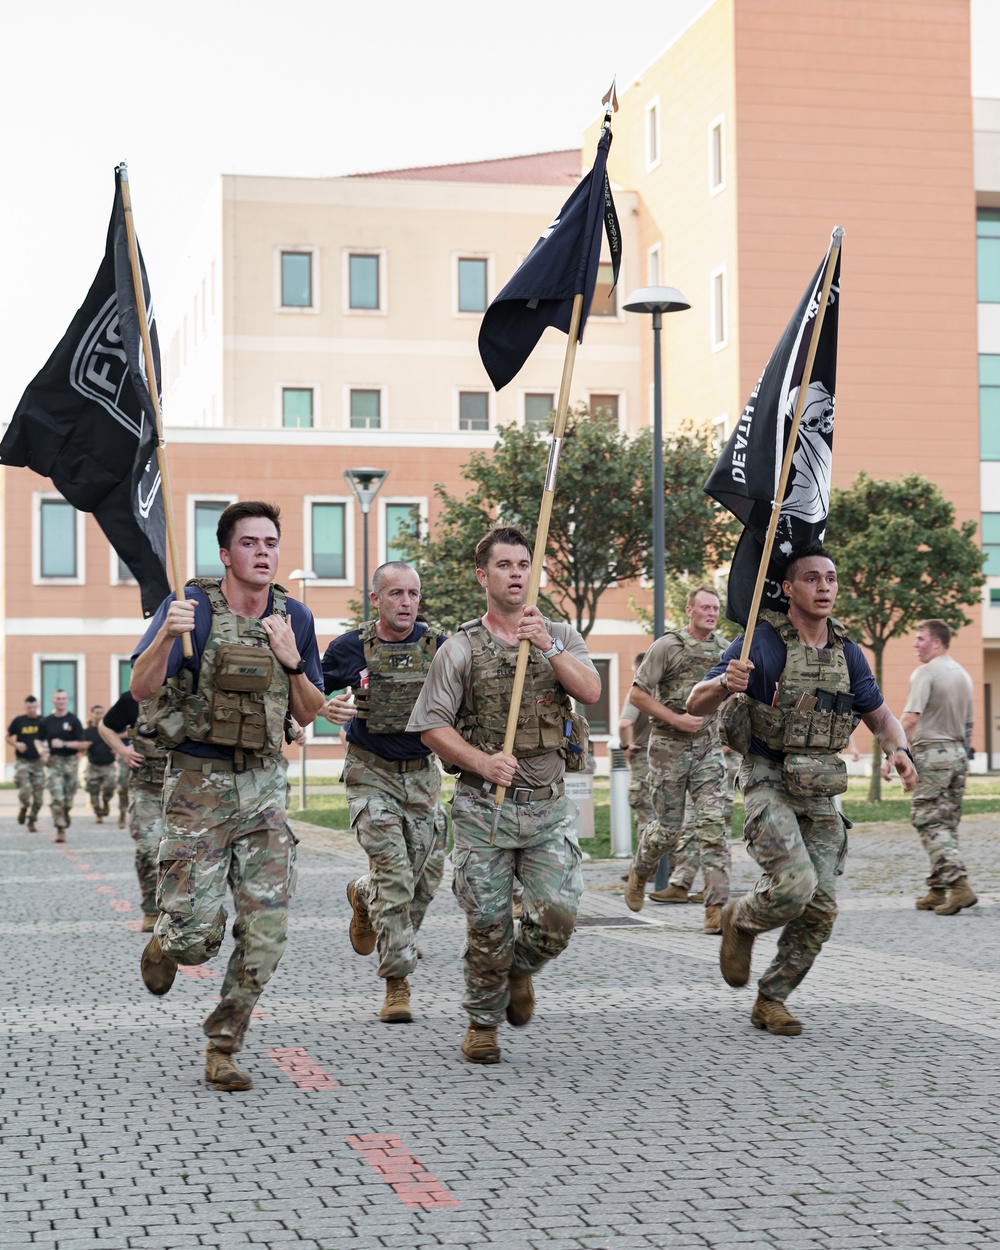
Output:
[
  {"xmin": 633, "ymin": 630, "xmax": 725, "ymax": 729},
  {"xmin": 619, "ymin": 698, "xmax": 650, "ymax": 750},
  {"xmin": 407, "ymin": 618, "xmax": 596, "ymax": 788},
  {"xmin": 904, "ymin": 653, "xmax": 974, "ymax": 745}
]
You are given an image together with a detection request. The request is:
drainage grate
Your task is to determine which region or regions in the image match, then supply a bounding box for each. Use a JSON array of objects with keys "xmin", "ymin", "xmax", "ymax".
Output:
[{"xmin": 575, "ymin": 915, "xmax": 650, "ymax": 928}]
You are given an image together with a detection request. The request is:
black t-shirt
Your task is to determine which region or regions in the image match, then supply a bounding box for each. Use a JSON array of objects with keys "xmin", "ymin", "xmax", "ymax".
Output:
[
  {"xmin": 39, "ymin": 712, "xmax": 85, "ymax": 758},
  {"xmin": 83, "ymin": 726, "xmax": 115, "ymax": 766},
  {"xmin": 7, "ymin": 715, "xmax": 43, "ymax": 761},
  {"xmin": 321, "ymin": 625, "xmax": 447, "ymax": 762},
  {"xmin": 103, "ymin": 691, "xmax": 139, "ymax": 736}
]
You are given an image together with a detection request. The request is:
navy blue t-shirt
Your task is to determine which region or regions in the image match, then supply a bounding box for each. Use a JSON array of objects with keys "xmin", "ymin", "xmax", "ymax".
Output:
[
  {"xmin": 322, "ymin": 625, "xmax": 447, "ymax": 762},
  {"xmin": 132, "ymin": 585, "xmax": 323, "ymax": 760},
  {"xmin": 704, "ymin": 619, "xmax": 883, "ymax": 763}
]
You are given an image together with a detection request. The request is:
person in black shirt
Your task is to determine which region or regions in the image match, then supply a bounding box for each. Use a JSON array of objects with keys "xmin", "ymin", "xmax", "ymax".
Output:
[
  {"xmin": 83, "ymin": 705, "xmax": 117, "ymax": 823},
  {"xmin": 38, "ymin": 690, "xmax": 87, "ymax": 842},
  {"xmin": 6, "ymin": 696, "xmax": 45, "ymax": 830}
]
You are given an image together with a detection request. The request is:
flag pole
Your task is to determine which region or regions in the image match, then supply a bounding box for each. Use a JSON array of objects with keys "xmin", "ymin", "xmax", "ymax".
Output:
[
  {"xmin": 738, "ymin": 226, "xmax": 843, "ymax": 663},
  {"xmin": 117, "ymin": 164, "xmax": 192, "ymax": 658}
]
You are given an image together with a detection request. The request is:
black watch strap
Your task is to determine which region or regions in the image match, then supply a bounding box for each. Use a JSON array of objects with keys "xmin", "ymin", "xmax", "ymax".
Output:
[{"xmin": 282, "ymin": 659, "xmax": 307, "ymax": 675}]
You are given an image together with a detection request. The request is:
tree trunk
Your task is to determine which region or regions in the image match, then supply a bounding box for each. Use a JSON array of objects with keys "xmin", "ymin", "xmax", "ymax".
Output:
[{"xmin": 866, "ymin": 642, "xmax": 885, "ymax": 802}]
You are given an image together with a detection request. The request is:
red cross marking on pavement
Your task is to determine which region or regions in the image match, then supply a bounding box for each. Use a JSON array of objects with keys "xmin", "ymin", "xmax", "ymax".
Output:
[
  {"xmin": 265, "ymin": 1047, "xmax": 340, "ymax": 1090},
  {"xmin": 345, "ymin": 1134, "xmax": 460, "ymax": 1209},
  {"xmin": 178, "ymin": 965, "xmax": 217, "ymax": 979}
]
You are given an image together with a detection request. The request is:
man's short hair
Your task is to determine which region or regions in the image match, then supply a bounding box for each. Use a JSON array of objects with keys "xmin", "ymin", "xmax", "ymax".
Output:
[
  {"xmin": 918, "ymin": 618, "xmax": 951, "ymax": 648},
  {"xmin": 25, "ymin": 696, "xmax": 37, "ymax": 704},
  {"xmin": 633, "ymin": 652, "xmax": 646, "ymax": 666},
  {"xmin": 89, "ymin": 705, "xmax": 104, "ymax": 714},
  {"xmin": 474, "ymin": 525, "xmax": 533, "ymax": 570},
  {"xmin": 217, "ymin": 501, "xmax": 282, "ymax": 551},
  {"xmin": 686, "ymin": 584, "xmax": 720, "ymax": 609},
  {"xmin": 782, "ymin": 542, "xmax": 833, "ymax": 584},
  {"xmin": 371, "ymin": 561, "xmax": 418, "ymax": 597}
]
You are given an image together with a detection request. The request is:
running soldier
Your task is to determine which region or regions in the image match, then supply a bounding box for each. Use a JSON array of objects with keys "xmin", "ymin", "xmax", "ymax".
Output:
[
  {"xmin": 83, "ymin": 705, "xmax": 117, "ymax": 822},
  {"xmin": 7, "ymin": 696, "xmax": 45, "ymax": 830},
  {"xmin": 39, "ymin": 690, "xmax": 87, "ymax": 842}
]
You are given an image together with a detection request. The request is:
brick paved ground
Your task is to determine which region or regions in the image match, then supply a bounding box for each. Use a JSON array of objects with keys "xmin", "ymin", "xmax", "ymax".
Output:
[{"xmin": 3, "ymin": 783, "xmax": 1000, "ymax": 1249}]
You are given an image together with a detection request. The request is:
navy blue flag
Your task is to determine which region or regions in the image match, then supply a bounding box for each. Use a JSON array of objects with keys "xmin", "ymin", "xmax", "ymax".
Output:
[
  {"xmin": 705, "ymin": 235, "xmax": 841, "ymax": 626},
  {"xmin": 1, "ymin": 167, "xmax": 169, "ymax": 616},
  {"xmin": 478, "ymin": 127, "xmax": 621, "ymax": 390}
]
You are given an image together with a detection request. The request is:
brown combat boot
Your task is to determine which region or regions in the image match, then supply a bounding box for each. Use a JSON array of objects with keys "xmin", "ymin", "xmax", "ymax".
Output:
[
  {"xmin": 140, "ymin": 913, "xmax": 157, "ymax": 933},
  {"xmin": 462, "ymin": 1022, "xmax": 501, "ymax": 1064},
  {"xmin": 934, "ymin": 878, "xmax": 978, "ymax": 915},
  {"xmin": 703, "ymin": 904, "xmax": 723, "ymax": 935},
  {"xmin": 751, "ymin": 993, "xmax": 803, "ymax": 1036},
  {"xmin": 140, "ymin": 935, "xmax": 178, "ymax": 995},
  {"xmin": 27, "ymin": 818, "xmax": 36, "ymax": 832},
  {"xmin": 346, "ymin": 880, "xmax": 376, "ymax": 956},
  {"xmin": 689, "ymin": 891, "xmax": 705, "ymax": 904},
  {"xmin": 118, "ymin": 811, "xmax": 126, "ymax": 829},
  {"xmin": 506, "ymin": 974, "xmax": 535, "ymax": 1027},
  {"xmin": 624, "ymin": 866, "xmax": 649, "ymax": 912},
  {"xmin": 915, "ymin": 887, "xmax": 947, "ymax": 911},
  {"xmin": 719, "ymin": 901, "xmax": 755, "ymax": 986},
  {"xmin": 648, "ymin": 884, "xmax": 689, "ymax": 904},
  {"xmin": 54, "ymin": 829, "xmax": 66, "ymax": 844},
  {"xmin": 17, "ymin": 805, "xmax": 27, "ymax": 825},
  {"xmin": 379, "ymin": 977, "xmax": 412, "ymax": 1023},
  {"xmin": 204, "ymin": 1043, "xmax": 253, "ymax": 1091}
]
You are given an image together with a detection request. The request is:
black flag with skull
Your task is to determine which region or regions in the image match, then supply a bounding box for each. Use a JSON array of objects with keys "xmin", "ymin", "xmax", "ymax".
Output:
[{"xmin": 705, "ymin": 239, "xmax": 841, "ymax": 626}]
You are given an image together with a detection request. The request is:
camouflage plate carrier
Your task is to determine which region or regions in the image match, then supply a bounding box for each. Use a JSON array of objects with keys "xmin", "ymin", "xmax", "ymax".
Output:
[
  {"xmin": 131, "ymin": 698, "xmax": 171, "ymax": 786},
  {"xmin": 652, "ymin": 628, "xmax": 728, "ymax": 739},
  {"xmin": 352, "ymin": 620, "xmax": 438, "ymax": 734},
  {"xmin": 450, "ymin": 619, "xmax": 587, "ymax": 772}
]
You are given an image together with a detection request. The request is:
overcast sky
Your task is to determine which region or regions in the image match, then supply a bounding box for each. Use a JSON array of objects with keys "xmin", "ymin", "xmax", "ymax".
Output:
[{"xmin": 2, "ymin": 0, "xmax": 997, "ymax": 424}]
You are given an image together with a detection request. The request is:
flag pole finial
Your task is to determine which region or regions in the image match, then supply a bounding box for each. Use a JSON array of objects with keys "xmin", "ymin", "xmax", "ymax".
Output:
[{"xmin": 602, "ymin": 78, "xmax": 618, "ymax": 128}]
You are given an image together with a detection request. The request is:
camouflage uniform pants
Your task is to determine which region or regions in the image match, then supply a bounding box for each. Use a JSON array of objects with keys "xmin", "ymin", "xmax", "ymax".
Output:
[
  {"xmin": 627, "ymin": 750, "xmax": 656, "ymax": 840},
  {"xmin": 86, "ymin": 762, "xmax": 117, "ymax": 815},
  {"xmin": 734, "ymin": 755, "xmax": 848, "ymax": 1003},
  {"xmin": 116, "ymin": 759, "xmax": 130, "ymax": 819},
  {"xmin": 670, "ymin": 751, "xmax": 741, "ymax": 889},
  {"xmin": 129, "ymin": 778, "xmax": 163, "ymax": 917},
  {"xmin": 14, "ymin": 760, "xmax": 45, "ymax": 819},
  {"xmin": 451, "ymin": 782, "xmax": 583, "ymax": 1027},
  {"xmin": 46, "ymin": 756, "xmax": 80, "ymax": 829},
  {"xmin": 911, "ymin": 741, "xmax": 968, "ymax": 887},
  {"xmin": 345, "ymin": 754, "xmax": 446, "ymax": 980},
  {"xmin": 635, "ymin": 733, "xmax": 730, "ymax": 905},
  {"xmin": 155, "ymin": 757, "xmax": 296, "ymax": 1053}
]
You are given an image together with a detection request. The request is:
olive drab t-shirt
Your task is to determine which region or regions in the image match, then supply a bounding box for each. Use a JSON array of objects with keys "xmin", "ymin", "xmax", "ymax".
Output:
[{"xmin": 904, "ymin": 654, "xmax": 974, "ymax": 745}]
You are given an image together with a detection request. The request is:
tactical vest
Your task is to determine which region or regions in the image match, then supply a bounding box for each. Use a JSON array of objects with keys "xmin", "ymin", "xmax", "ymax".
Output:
[
  {"xmin": 452, "ymin": 619, "xmax": 580, "ymax": 766},
  {"xmin": 746, "ymin": 610, "xmax": 855, "ymax": 790},
  {"xmin": 131, "ymin": 698, "xmax": 170, "ymax": 787},
  {"xmin": 352, "ymin": 620, "xmax": 438, "ymax": 734},
  {"xmin": 653, "ymin": 628, "xmax": 727, "ymax": 737},
  {"xmin": 145, "ymin": 578, "xmax": 290, "ymax": 758}
]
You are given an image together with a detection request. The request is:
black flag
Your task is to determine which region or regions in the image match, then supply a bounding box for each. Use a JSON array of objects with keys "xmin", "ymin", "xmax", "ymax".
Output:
[
  {"xmin": 1, "ymin": 167, "xmax": 169, "ymax": 617},
  {"xmin": 705, "ymin": 235, "xmax": 841, "ymax": 626},
  {"xmin": 478, "ymin": 126, "xmax": 622, "ymax": 390}
]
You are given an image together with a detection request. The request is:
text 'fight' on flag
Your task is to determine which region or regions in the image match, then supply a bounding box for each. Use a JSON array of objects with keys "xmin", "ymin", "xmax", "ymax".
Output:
[
  {"xmin": 705, "ymin": 232, "xmax": 842, "ymax": 626},
  {"xmin": 1, "ymin": 167, "xmax": 169, "ymax": 617},
  {"xmin": 478, "ymin": 127, "xmax": 622, "ymax": 391}
]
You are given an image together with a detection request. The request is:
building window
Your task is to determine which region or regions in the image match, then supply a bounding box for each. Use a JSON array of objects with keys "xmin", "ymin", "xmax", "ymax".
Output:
[
  {"xmin": 385, "ymin": 503, "xmax": 420, "ymax": 563},
  {"xmin": 194, "ymin": 501, "xmax": 229, "ymax": 577},
  {"xmin": 647, "ymin": 243, "xmax": 662, "ymax": 286},
  {"xmin": 710, "ymin": 267, "xmax": 728, "ymax": 350},
  {"xmin": 712, "ymin": 414, "xmax": 729, "ymax": 453},
  {"xmin": 350, "ymin": 389, "xmax": 381, "ymax": 429},
  {"xmin": 117, "ymin": 658, "xmax": 132, "ymax": 697},
  {"xmin": 39, "ymin": 499, "xmax": 77, "ymax": 578},
  {"xmin": 459, "ymin": 391, "xmax": 489, "ymax": 431},
  {"xmin": 590, "ymin": 394, "xmax": 619, "ymax": 423},
  {"xmin": 349, "ymin": 253, "xmax": 380, "ymax": 310},
  {"xmin": 114, "ymin": 554, "xmax": 137, "ymax": 584},
  {"xmin": 991, "ymin": 588, "xmax": 1000, "ymax": 606},
  {"xmin": 281, "ymin": 251, "xmax": 312, "ymax": 308},
  {"xmin": 709, "ymin": 116, "xmax": 726, "ymax": 193},
  {"xmin": 282, "ymin": 387, "xmax": 314, "ymax": 429},
  {"xmin": 524, "ymin": 393, "xmax": 555, "ymax": 430},
  {"xmin": 646, "ymin": 98, "xmax": 661, "ymax": 170},
  {"xmin": 591, "ymin": 261, "xmax": 618, "ymax": 317},
  {"xmin": 984, "ymin": 514, "xmax": 1000, "ymax": 575},
  {"xmin": 41, "ymin": 661, "xmax": 78, "ymax": 716},
  {"xmin": 978, "ymin": 209, "xmax": 1000, "ymax": 303},
  {"xmin": 981, "ymin": 355, "xmax": 1000, "ymax": 459},
  {"xmin": 578, "ymin": 658, "xmax": 611, "ymax": 735},
  {"xmin": 457, "ymin": 258, "xmax": 488, "ymax": 312},
  {"xmin": 311, "ymin": 502, "xmax": 347, "ymax": 580}
]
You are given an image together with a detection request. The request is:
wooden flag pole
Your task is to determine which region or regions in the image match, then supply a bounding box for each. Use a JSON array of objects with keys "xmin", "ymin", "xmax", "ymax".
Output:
[
  {"xmin": 738, "ymin": 226, "xmax": 843, "ymax": 664},
  {"xmin": 490, "ymin": 292, "xmax": 585, "ymax": 837},
  {"xmin": 117, "ymin": 164, "xmax": 192, "ymax": 658}
]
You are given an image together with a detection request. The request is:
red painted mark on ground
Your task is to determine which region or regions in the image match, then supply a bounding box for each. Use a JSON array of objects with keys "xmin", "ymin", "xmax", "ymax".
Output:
[
  {"xmin": 110, "ymin": 898, "xmax": 133, "ymax": 912},
  {"xmin": 345, "ymin": 1134, "xmax": 460, "ymax": 1209},
  {"xmin": 214, "ymin": 995, "xmax": 266, "ymax": 1021},
  {"xmin": 73, "ymin": 863, "xmax": 93, "ymax": 871},
  {"xmin": 266, "ymin": 1047, "xmax": 340, "ymax": 1091},
  {"xmin": 125, "ymin": 919, "xmax": 143, "ymax": 933},
  {"xmin": 82, "ymin": 873, "xmax": 103, "ymax": 881},
  {"xmin": 179, "ymin": 965, "xmax": 217, "ymax": 980},
  {"xmin": 95, "ymin": 885, "xmax": 115, "ymax": 894}
]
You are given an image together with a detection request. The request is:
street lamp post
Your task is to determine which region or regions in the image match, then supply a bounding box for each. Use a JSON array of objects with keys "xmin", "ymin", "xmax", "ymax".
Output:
[
  {"xmin": 342, "ymin": 467, "xmax": 390, "ymax": 621},
  {"xmin": 622, "ymin": 287, "xmax": 691, "ymax": 640},
  {"xmin": 287, "ymin": 567, "xmax": 317, "ymax": 810}
]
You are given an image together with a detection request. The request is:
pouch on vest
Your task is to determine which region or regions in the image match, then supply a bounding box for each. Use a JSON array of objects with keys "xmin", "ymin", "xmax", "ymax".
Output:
[
  {"xmin": 144, "ymin": 668, "xmax": 195, "ymax": 747},
  {"xmin": 561, "ymin": 710, "xmax": 590, "ymax": 772},
  {"xmin": 213, "ymin": 643, "xmax": 274, "ymax": 692},
  {"xmin": 207, "ymin": 643, "xmax": 272, "ymax": 750},
  {"xmin": 782, "ymin": 752, "xmax": 847, "ymax": 798},
  {"xmin": 718, "ymin": 694, "xmax": 751, "ymax": 756}
]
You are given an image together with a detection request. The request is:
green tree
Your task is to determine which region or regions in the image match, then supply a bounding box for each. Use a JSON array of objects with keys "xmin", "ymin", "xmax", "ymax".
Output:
[
  {"xmin": 826, "ymin": 472, "xmax": 985, "ymax": 800},
  {"xmin": 398, "ymin": 411, "xmax": 735, "ymax": 636}
]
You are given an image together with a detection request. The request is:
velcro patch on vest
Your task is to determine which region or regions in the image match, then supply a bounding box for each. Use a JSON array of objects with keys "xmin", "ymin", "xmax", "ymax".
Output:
[{"xmin": 214, "ymin": 643, "xmax": 274, "ymax": 693}]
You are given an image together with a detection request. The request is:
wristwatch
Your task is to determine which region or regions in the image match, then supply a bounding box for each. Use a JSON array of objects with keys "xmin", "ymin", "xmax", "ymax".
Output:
[
  {"xmin": 719, "ymin": 671, "xmax": 730, "ymax": 692},
  {"xmin": 886, "ymin": 745, "xmax": 914, "ymax": 764},
  {"xmin": 540, "ymin": 637, "xmax": 566, "ymax": 660},
  {"xmin": 282, "ymin": 659, "xmax": 307, "ymax": 675}
]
